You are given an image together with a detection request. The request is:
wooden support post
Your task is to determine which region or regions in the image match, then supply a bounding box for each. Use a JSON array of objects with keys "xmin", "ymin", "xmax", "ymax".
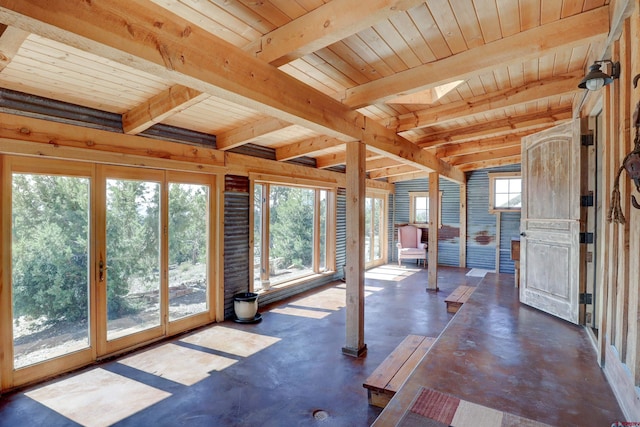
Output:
[
  {"xmin": 342, "ymin": 140, "xmax": 367, "ymax": 357},
  {"xmin": 459, "ymin": 181, "xmax": 467, "ymax": 267},
  {"xmin": 427, "ymin": 172, "xmax": 439, "ymax": 291}
]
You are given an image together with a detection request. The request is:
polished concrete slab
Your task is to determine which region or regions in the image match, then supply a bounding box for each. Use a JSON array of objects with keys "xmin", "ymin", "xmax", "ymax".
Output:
[
  {"xmin": 0, "ymin": 265, "xmax": 623, "ymax": 426},
  {"xmin": 374, "ymin": 272, "xmax": 625, "ymax": 426}
]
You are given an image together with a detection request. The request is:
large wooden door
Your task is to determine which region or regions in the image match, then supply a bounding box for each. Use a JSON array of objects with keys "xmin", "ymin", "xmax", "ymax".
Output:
[{"xmin": 520, "ymin": 121, "xmax": 581, "ymax": 324}]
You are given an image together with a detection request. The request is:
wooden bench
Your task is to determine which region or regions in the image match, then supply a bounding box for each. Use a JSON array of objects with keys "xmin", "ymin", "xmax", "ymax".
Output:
[
  {"xmin": 444, "ymin": 285, "xmax": 475, "ymax": 313},
  {"xmin": 363, "ymin": 335, "xmax": 436, "ymax": 408}
]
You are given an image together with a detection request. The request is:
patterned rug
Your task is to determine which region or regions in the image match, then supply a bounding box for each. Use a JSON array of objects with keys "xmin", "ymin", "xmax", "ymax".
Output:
[{"xmin": 397, "ymin": 388, "xmax": 551, "ymax": 427}]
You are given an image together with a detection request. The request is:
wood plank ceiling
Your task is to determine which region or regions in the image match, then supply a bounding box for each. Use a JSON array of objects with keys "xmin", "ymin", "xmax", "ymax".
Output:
[{"xmin": 0, "ymin": 0, "xmax": 610, "ymax": 182}]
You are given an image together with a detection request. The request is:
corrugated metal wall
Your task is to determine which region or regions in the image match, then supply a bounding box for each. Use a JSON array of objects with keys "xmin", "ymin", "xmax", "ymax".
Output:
[
  {"xmin": 393, "ymin": 177, "xmax": 460, "ymax": 266},
  {"xmin": 335, "ymin": 187, "xmax": 346, "ymax": 277},
  {"xmin": 223, "ymin": 175, "xmax": 251, "ymax": 319},
  {"xmin": 224, "ymin": 181, "xmax": 346, "ymax": 315},
  {"xmin": 466, "ymin": 165, "xmax": 521, "ymax": 273}
]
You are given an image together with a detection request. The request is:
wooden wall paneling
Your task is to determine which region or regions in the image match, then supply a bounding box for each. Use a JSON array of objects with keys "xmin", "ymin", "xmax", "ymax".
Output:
[
  {"xmin": 618, "ymin": 19, "xmax": 632, "ymax": 365},
  {"xmin": 613, "ymin": 37, "xmax": 629, "ymax": 359},
  {"xmin": 628, "ymin": 5, "xmax": 640, "ymax": 384}
]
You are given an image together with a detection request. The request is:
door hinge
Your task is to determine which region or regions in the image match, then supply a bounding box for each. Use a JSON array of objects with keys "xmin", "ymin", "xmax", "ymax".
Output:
[
  {"xmin": 581, "ymin": 133, "xmax": 594, "ymax": 146},
  {"xmin": 579, "ymin": 232, "xmax": 594, "ymax": 244},
  {"xmin": 580, "ymin": 293, "xmax": 593, "ymax": 305},
  {"xmin": 581, "ymin": 191, "xmax": 594, "ymax": 207}
]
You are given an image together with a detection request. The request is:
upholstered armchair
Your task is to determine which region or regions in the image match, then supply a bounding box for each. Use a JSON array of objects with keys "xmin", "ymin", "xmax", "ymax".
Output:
[{"xmin": 397, "ymin": 225, "xmax": 427, "ymax": 267}]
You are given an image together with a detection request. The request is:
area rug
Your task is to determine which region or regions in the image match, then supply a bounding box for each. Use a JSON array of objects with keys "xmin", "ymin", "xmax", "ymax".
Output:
[
  {"xmin": 465, "ymin": 268, "xmax": 494, "ymax": 278},
  {"xmin": 397, "ymin": 388, "xmax": 551, "ymax": 427}
]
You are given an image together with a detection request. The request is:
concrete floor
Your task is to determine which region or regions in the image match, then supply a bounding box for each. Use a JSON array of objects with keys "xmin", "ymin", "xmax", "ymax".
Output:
[{"xmin": 0, "ymin": 265, "xmax": 623, "ymax": 426}]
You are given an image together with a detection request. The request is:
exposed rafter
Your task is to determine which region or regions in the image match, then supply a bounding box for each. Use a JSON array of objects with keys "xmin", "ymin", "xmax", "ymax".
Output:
[
  {"xmin": 276, "ymin": 135, "xmax": 343, "ymax": 161},
  {"xmin": 122, "ymin": 85, "xmax": 209, "ymax": 134},
  {"xmin": 0, "ymin": 24, "xmax": 28, "ymax": 71},
  {"xmin": 339, "ymin": 7, "xmax": 608, "ymax": 108},
  {"xmin": 244, "ymin": 0, "xmax": 425, "ymax": 67},
  {"xmin": 369, "ymin": 164, "xmax": 419, "ymax": 179},
  {"xmin": 447, "ymin": 146, "xmax": 522, "ymax": 167},
  {"xmin": 434, "ymin": 132, "xmax": 532, "ymax": 159},
  {"xmin": 0, "ymin": 0, "xmax": 464, "ymax": 183},
  {"xmin": 417, "ymin": 106, "xmax": 573, "ymax": 148},
  {"xmin": 216, "ymin": 117, "xmax": 292, "ymax": 151},
  {"xmin": 458, "ymin": 155, "xmax": 522, "ymax": 172},
  {"xmin": 384, "ymin": 72, "xmax": 582, "ymax": 133}
]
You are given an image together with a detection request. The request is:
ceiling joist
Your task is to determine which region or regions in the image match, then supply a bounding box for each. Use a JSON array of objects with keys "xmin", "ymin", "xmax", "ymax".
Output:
[
  {"xmin": 122, "ymin": 84, "xmax": 209, "ymax": 134},
  {"xmin": 385, "ymin": 72, "xmax": 582, "ymax": 133},
  {"xmin": 244, "ymin": 0, "xmax": 425, "ymax": 67},
  {"xmin": 0, "ymin": 24, "xmax": 28, "ymax": 71},
  {"xmin": 216, "ymin": 117, "xmax": 292, "ymax": 151},
  {"xmin": 417, "ymin": 106, "xmax": 573, "ymax": 148},
  {"xmin": 0, "ymin": 0, "xmax": 465, "ymax": 183},
  {"xmin": 340, "ymin": 7, "xmax": 609, "ymax": 108}
]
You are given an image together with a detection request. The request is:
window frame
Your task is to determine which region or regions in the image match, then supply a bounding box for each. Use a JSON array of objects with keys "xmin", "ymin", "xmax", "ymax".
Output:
[
  {"xmin": 408, "ymin": 191, "xmax": 443, "ymax": 227},
  {"xmin": 488, "ymin": 172, "xmax": 522, "ymax": 213},
  {"xmin": 251, "ymin": 179, "xmax": 336, "ymax": 293}
]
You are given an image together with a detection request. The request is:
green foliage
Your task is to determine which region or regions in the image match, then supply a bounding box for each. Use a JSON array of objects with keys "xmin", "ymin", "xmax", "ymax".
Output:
[
  {"xmin": 12, "ymin": 175, "xmax": 89, "ymax": 322},
  {"xmin": 168, "ymin": 183, "xmax": 208, "ymax": 266},
  {"xmin": 269, "ymin": 186, "xmax": 314, "ymax": 268},
  {"xmin": 105, "ymin": 179, "xmax": 160, "ymax": 318}
]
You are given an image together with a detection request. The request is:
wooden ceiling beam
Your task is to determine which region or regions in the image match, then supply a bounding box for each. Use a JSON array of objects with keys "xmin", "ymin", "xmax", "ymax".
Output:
[
  {"xmin": 0, "ymin": 0, "xmax": 464, "ymax": 183},
  {"xmin": 244, "ymin": 0, "xmax": 424, "ymax": 66},
  {"xmin": 447, "ymin": 145, "xmax": 522, "ymax": 166},
  {"xmin": 0, "ymin": 24, "xmax": 28, "ymax": 71},
  {"xmin": 385, "ymin": 72, "xmax": 582, "ymax": 133},
  {"xmin": 315, "ymin": 150, "xmax": 379, "ymax": 169},
  {"xmin": 122, "ymin": 84, "xmax": 209, "ymax": 134},
  {"xmin": 435, "ymin": 133, "xmax": 531, "ymax": 158},
  {"xmin": 340, "ymin": 7, "xmax": 609, "ymax": 108},
  {"xmin": 417, "ymin": 107, "xmax": 573, "ymax": 148},
  {"xmin": 217, "ymin": 117, "xmax": 292, "ymax": 151},
  {"xmin": 458, "ymin": 155, "xmax": 522, "ymax": 172},
  {"xmin": 366, "ymin": 157, "xmax": 401, "ymax": 171},
  {"xmin": 369, "ymin": 164, "xmax": 419, "ymax": 179},
  {"xmin": 276, "ymin": 135, "xmax": 343, "ymax": 161}
]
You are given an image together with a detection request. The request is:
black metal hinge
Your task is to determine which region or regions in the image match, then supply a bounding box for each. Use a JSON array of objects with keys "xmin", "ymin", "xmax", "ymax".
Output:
[
  {"xmin": 580, "ymin": 293, "xmax": 593, "ymax": 305},
  {"xmin": 581, "ymin": 191, "xmax": 594, "ymax": 207},
  {"xmin": 579, "ymin": 232, "xmax": 594, "ymax": 244},
  {"xmin": 581, "ymin": 133, "xmax": 594, "ymax": 146}
]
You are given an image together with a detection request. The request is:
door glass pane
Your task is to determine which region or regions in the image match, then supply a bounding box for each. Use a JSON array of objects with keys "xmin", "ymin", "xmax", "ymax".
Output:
[
  {"xmin": 106, "ymin": 179, "xmax": 161, "ymax": 340},
  {"xmin": 365, "ymin": 198, "xmax": 372, "ymax": 262},
  {"xmin": 253, "ymin": 184, "xmax": 265, "ymax": 290},
  {"xmin": 269, "ymin": 185, "xmax": 313, "ymax": 285},
  {"xmin": 373, "ymin": 198, "xmax": 383, "ymax": 259},
  {"xmin": 12, "ymin": 174, "xmax": 90, "ymax": 368},
  {"xmin": 168, "ymin": 183, "xmax": 209, "ymax": 321},
  {"xmin": 318, "ymin": 190, "xmax": 327, "ymax": 271}
]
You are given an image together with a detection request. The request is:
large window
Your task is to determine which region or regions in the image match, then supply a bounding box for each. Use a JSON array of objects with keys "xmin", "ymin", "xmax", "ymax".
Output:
[
  {"xmin": 409, "ymin": 191, "xmax": 443, "ymax": 226},
  {"xmin": 489, "ymin": 172, "xmax": 522, "ymax": 212},
  {"xmin": 253, "ymin": 182, "xmax": 333, "ymax": 291}
]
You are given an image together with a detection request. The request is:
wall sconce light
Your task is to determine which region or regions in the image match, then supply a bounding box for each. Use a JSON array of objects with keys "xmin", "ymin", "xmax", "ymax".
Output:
[{"xmin": 578, "ymin": 60, "xmax": 620, "ymax": 90}]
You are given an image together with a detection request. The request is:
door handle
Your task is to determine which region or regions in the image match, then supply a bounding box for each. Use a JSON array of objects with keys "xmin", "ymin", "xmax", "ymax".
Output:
[
  {"xmin": 520, "ymin": 232, "xmax": 526, "ymax": 237},
  {"xmin": 99, "ymin": 260, "xmax": 108, "ymax": 282}
]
